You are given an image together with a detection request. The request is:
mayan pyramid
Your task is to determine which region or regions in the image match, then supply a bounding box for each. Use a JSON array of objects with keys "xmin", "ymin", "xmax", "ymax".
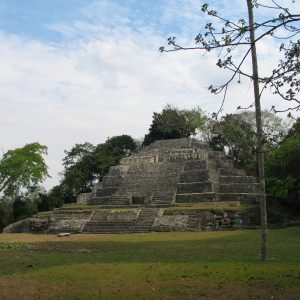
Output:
[{"xmin": 4, "ymin": 138, "xmax": 262, "ymax": 233}]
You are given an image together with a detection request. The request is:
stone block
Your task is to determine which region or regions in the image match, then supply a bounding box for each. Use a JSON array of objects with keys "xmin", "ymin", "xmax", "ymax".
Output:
[
  {"xmin": 219, "ymin": 176, "xmax": 256, "ymax": 184},
  {"xmin": 183, "ymin": 160, "xmax": 207, "ymax": 171},
  {"xmin": 77, "ymin": 192, "xmax": 94, "ymax": 204},
  {"xmin": 219, "ymin": 183, "xmax": 263, "ymax": 193},
  {"xmin": 96, "ymin": 187, "xmax": 117, "ymax": 197},
  {"xmin": 177, "ymin": 182, "xmax": 215, "ymax": 194},
  {"xmin": 176, "ymin": 192, "xmax": 216, "ymax": 203},
  {"xmin": 179, "ymin": 170, "xmax": 210, "ymax": 183}
]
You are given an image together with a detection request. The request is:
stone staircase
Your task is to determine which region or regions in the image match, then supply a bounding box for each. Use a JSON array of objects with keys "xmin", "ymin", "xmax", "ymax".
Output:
[
  {"xmin": 82, "ymin": 208, "xmax": 160, "ymax": 233},
  {"xmin": 175, "ymin": 150, "xmax": 262, "ymax": 204},
  {"xmin": 150, "ymin": 191, "xmax": 175, "ymax": 206},
  {"xmin": 128, "ymin": 208, "xmax": 161, "ymax": 232}
]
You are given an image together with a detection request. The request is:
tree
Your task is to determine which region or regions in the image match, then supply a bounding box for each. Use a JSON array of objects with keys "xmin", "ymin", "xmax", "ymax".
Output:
[
  {"xmin": 209, "ymin": 110, "xmax": 290, "ymax": 174},
  {"xmin": 160, "ymin": 1, "xmax": 300, "ymax": 261},
  {"xmin": 285, "ymin": 117, "xmax": 300, "ymax": 139},
  {"xmin": 105, "ymin": 135, "xmax": 137, "ymax": 157},
  {"xmin": 62, "ymin": 143, "xmax": 96, "ymax": 196},
  {"xmin": 58, "ymin": 135, "xmax": 137, "ymax": 200},
  {"xmin": 93, "ymin": 135, "xmax": 137, "ymax": 180},
  {"xmin": 238, "ymin": 110, "xmax": 291, "ymax": 146},
  {"xmin": 265, "ymin": 118, "xmax": 300, "ymax": 206},
  {"xmin": 0, "ymin": 143, "xmax": 49, "ymax": 198},
  {"xmin": 0, "ymin": 198, "xmax": 13, "ymax": 231},
  {"xmin": 13, "ymin": 197, "xmax": 31, "ymax": 221},
  {"xmin": 62, "ymin": 142, "xmax": 95, "ymax": 171},
  {"xmin": 210, "ymin": 113, "xmax": 257, "ymax": 172},
  {"xmin": 37, "ymin": 183, "xmax": 73, "ymax": 212},
  {"xmin": 143, "ymin": 105, "xmax": 207, "ymax": 146}
]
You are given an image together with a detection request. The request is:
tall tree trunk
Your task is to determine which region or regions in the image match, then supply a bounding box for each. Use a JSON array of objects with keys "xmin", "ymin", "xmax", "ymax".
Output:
[{"xmin": 246, "ymin": 0, "xmax": 268, "ymax": 262}]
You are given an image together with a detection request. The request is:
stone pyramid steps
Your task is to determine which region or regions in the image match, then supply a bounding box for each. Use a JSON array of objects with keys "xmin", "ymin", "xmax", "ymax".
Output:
[
  {"xmin": 88, "ymin": 196, "xmax": 110, "ymax": 205},
  {"xmin": 177, "ymin": 182, "xmax": 217, "ymax": 194},
  {"xmin": 82, "ymin": 221, "xmax": 135, "ymax": 233},
  {"xmin": 183, "ymin": 160, "xmax": 207, "ymax": 170},
  {"xmin": 179, "ymin": 169, "xmax": 215, "ymax": 183},
  {"xmin": 82, "ymin": 208, "xmax": 160, "ymax": 233},
  {"xmin": 50, "ymin": 210, "xmax": 93, "ymax": 220},
  {"xmin": 150, "ymin": 192, "xmax": 174, "ymax": 206},
  {"xmin": 176, "ymin": 192, "xmax": 217, "ymax": 203},
  {"xmin": 102, "ymin": 175, "xmax": 123, "ymax": 187},
  {"xmin": 219, "ymin": 175, "xmax": 256, "ymax": 184},
  {"xmin": 107, "ymin": 194, "xmax": 130, "ymax": 205},
  {"xmin": 96, "ymin": 187, "xmax": 117, "ymax": 197},
  {"xmin": 177, "ymin": 159, "xmax": 219, "ymax": 203},
  {"xmin": 174, "ymin": 153, "xmax": 262, "ymax": 204},
  {"xmin": 218, "ymin": 168, "xmax": 247, "ymax": 176},
  {"xmin": 220, "ymin": 183, "xmax": 263, "ymax": 194},
  {"xmin": 218, "ymin": 193, "xmax": 261, "ymax": 202}
]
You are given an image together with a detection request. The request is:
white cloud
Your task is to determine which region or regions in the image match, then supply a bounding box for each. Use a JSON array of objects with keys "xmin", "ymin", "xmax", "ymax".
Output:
[
  {"xmin": 0, "ymin": 29, "xmax": 221, "ymax": 188},
  {"xmin": 0, "ymin": 0, "xmax": 298, "ymax": 190}
]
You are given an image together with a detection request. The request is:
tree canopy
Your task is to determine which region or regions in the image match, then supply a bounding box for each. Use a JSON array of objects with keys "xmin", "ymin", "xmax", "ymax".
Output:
[
  {"xmin": 51, "ymin": 135, "xmax": 138, "ymax": 202},
  {"xmin": 265, "ymin": 118, "xmax": 300, "ymax": 205},
  {"xmin": 143, "ymin": 105, "xmax": 207, "ymax": 146},
  {"xmin": 208, "ymin": 110, "xmax": 290, "ymax": 174},
  {"xmin": 0, "ymin": 143, "xmax": 49, "ymax": 198}
]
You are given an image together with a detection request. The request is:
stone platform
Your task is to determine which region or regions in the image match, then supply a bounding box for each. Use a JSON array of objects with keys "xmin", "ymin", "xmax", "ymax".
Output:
[
  {"xmin": 3, "ymin": 202, "xmax": 260, "ymax": 233},
  {"xmin": 3, "ymin": 138, "xmax": 262, "ymax": 233}
]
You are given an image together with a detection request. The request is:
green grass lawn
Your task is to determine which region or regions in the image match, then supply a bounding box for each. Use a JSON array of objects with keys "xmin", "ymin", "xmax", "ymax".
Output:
[{"xmin": 0, "ymin": 228, "xmax": 300, "ymax": 299}]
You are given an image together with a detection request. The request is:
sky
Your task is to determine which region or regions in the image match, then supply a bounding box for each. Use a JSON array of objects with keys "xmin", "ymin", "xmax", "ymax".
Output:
[{"xmin": 0, "ymin": 0, "xmax": 299, "ymax": 189}]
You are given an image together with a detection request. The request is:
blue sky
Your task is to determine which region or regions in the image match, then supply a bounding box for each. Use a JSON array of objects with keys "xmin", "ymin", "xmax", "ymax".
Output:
[
  {"xmin": 0, "ymin": 0, "xmax": 85, "ymax": 42},
  {"xmin": 0, "ymin": 0, "xmax": 299, "ymax": 189},
  {"xmin": 0, "ymin": 0, "xmax": 204, "ymax": 42}
]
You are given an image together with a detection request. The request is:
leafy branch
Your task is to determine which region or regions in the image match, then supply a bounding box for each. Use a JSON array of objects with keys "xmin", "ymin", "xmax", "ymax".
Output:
[{"xmin": 160, "ymin": 2, "xmax": 300, "ymax": 116}]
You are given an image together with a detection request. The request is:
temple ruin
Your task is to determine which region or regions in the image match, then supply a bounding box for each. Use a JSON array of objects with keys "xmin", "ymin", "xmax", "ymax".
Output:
[{"xmin": 4, "ymin": 138, "xmax": 262, "ymax": 233}]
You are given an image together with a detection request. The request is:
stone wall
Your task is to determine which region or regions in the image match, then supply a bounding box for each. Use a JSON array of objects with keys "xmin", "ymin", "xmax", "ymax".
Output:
[
  {"xmin": 3, "ymin": 204, "xmax": 260, "ymax": 233},
  {"xmin": 153, "ymin": 209, "xmax": 243, "ymax": 231}
]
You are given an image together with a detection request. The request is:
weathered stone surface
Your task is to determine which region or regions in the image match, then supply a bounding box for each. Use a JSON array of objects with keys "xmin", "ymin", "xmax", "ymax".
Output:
[
  {"xmin": 77, "ymin": 192, "xmax": 95, "ymax": 204},
  {"xmin": 48, "ymin": 219, "xmax": 88, "ymax": 233},
  {"xmin": 30, "ymin": 217, "xmax": 49, "ymax": 231},
  {"xmin": 3, "ymin": 218, "xmax": 32, "ymax": 233},
  {"xmin": 153, "ymin": 215, "xmax": 188, "ymax": 231}
]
